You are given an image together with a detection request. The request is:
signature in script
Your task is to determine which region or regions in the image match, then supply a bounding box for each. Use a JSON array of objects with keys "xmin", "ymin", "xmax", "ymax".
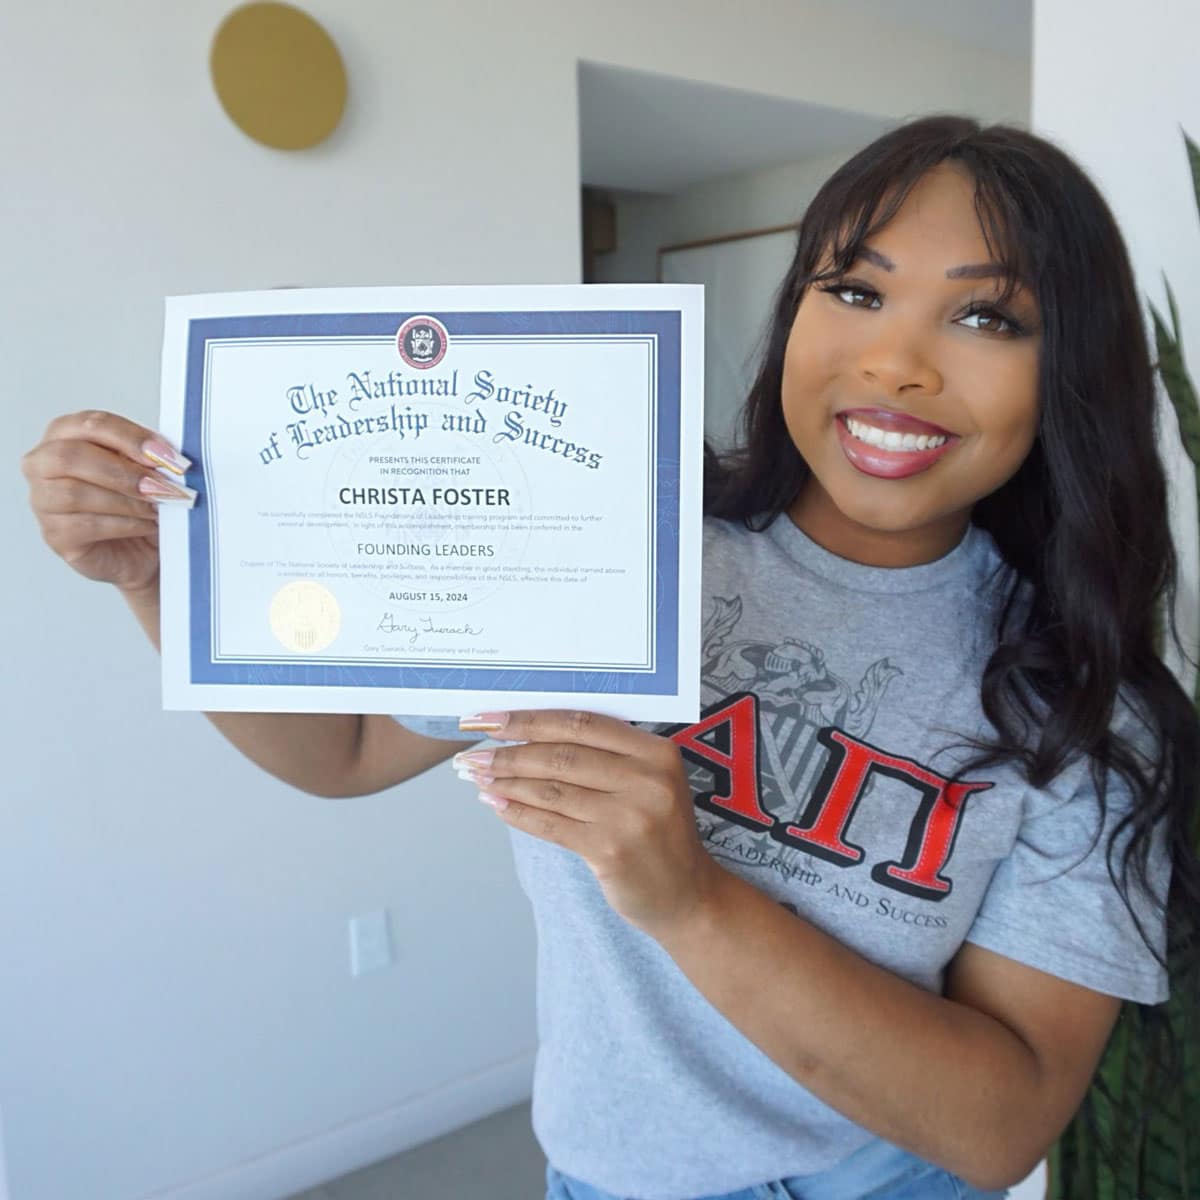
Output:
[{"xmin": 377, "ymin": 613, "xmax": 484, "ymax": 644}]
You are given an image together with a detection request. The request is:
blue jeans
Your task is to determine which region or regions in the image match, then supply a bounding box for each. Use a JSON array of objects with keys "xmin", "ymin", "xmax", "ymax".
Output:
[{"xmin": 545, "ymin": 1137, "xmax": 1009, "ymax": 1200}]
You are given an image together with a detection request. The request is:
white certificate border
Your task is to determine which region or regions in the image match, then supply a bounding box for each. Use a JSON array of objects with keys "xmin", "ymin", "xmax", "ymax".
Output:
[{"xmin": 159, "ymin": 284, "xmax": 703, "ymax": 722}]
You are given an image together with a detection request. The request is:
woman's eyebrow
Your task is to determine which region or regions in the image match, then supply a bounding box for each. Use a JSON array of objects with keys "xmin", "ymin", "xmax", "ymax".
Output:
[{"xmin": 854, "ymin": 244, "xmax": 1025, "ymax": 285}]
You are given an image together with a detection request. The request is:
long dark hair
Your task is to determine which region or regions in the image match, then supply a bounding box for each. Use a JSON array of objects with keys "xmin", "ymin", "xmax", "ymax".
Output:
[{"xmin": 706, "ymin": 112, "xmax": 1200, "ymax": 1157}]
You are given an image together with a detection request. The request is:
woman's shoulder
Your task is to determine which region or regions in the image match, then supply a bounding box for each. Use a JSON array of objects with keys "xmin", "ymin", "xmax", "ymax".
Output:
[
  {"xmin": 699, "ymin": 513, "xmax": 791, "ymax": 584},
  {"xmin": 1108, "ymin": 682, "xmax": 1163, "ymax": 776},
  {"xmin": 702, "ymin": 512, "xmax": 749, "ymax": 537},
  {"xmin": 700, "ymin": 512, "xmax": 760, "ymax": 559}
]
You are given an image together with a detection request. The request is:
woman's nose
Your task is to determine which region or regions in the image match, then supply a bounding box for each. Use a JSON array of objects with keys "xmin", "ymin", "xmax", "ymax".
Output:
[{"xmin": 856, "ymin": 325, "xmax": 944, "ymax": 397}]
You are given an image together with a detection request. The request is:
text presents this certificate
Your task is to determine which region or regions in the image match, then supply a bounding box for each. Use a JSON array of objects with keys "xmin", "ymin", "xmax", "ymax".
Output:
[{"xmin": 158, "ymin": 285, "xmax": 703, "ymax": 720}]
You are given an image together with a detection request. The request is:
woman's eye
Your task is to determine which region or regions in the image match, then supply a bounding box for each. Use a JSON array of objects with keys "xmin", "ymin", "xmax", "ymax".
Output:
[
  {"xmin": 818, "ymin": 281, "xmax": 1021, "ymax": 336},
  {"xmin": 959, "ymin": 305, "xmax": 1019, "ymax": 335},
  {"xmin": 819, "ymin": 282, "xmax": 879, "ymax": 308}
]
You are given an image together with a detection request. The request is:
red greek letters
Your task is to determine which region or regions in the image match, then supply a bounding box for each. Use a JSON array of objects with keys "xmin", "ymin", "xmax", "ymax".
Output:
[{"xmin": 667, "ymin": 695, "xmax": 991, "ymax": 902}]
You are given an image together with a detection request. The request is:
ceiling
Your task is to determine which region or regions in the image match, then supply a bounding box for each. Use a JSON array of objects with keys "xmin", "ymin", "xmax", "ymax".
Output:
[
  {"xmin": 578, "ymin": 0, "xmax": 1032, "ymax": 195},
  {"xmin": 579, "ymin": 65, "xmax": 897, "ymax": 195}
]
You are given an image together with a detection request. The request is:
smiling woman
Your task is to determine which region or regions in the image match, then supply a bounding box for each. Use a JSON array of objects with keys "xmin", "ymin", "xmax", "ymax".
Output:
[
  {"xmin": 781, "ymin": 161, "xmax": 1042, "ymax": 562},
  {"xmin": 21, "ymin": 111, "xmax": 1200, "ymax": 1200},
  {"xmin": 690, "ymin": 114, "xmax": 1200, "ymax": 1192},
  {"xmin": 441, "ymin": 114, "xmax": 1200, "ymax": 1200},
  {"xmin": 386, "ymin": 115, "xmax": 1200, "ymax": 1200}
]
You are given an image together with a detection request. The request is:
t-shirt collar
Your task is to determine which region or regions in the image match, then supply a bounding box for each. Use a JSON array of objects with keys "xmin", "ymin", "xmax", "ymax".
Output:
[{"xmin": 763, "ymin": 510, "xmax": 985, "ymax": 594}]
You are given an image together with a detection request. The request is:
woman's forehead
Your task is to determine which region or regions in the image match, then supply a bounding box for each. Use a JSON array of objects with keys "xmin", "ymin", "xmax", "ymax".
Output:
[{"xmin": 819, "ymin": 209, "xmax": 1034, "ymax": 295}]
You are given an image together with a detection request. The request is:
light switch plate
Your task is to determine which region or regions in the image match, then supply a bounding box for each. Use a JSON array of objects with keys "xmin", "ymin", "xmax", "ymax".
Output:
[{"xmin": 349, "ymin": 910, "xmax": 393, "ymax": 976}]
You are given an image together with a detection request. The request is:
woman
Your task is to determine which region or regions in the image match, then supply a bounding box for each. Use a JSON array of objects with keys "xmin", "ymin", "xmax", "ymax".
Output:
[{"xmin": 23, "ymin": 115, "xmax": 1200, "ymax": 1200}]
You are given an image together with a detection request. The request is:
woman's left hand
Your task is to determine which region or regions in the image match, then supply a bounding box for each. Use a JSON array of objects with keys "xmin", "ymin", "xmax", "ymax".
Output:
[{"xmin": 454, "ymin": 709, "xmax": 719, "ymax": 939}]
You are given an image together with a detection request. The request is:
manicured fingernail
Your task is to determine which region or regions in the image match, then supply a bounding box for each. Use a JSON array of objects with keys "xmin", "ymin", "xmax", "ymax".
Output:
[
  {"xmin": 478, "ymin": 792, "xmax": 509, "ymax": 811},
  {"xmin": 142, "ymin": 439, "xmax": 192, "ymax": 475},
  {"xmin": 459, "ymin": 712, "xmax": 509, "ymax": 732},
  {"xmin": 138, "ymin": 475, "xmax": 197, "ymax": 508},
  {"xmin": 455, "ymin": 765, "xmax": 494, "ymax": 785},
  {"xmin": 139, "ymin": 474, "xmax": 193, "ymax": 498},
  {"xmin": 454, "ymin": 749, "xmax": 495, "ymax": 770}
]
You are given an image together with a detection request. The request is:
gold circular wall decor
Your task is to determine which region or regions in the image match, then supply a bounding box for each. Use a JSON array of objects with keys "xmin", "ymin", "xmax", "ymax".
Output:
[{"xmin": 210, "ymin": 2, "xmax": 347, "ymax": 150}]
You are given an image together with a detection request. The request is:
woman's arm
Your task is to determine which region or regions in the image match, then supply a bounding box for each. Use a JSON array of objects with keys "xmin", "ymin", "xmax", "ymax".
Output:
[
  {"xmin": 123, "ymin": 581, "xmax": 461, "ymax": 797},
  {"xmin": 22, "ymin": 409, "xmax": 461, "ymax": 799},
  {"xmin": 652, "ymin": 869, "xmax": 1120, "ymax": 1193},
  {"xmin": 459, "ymin": 707, "xmax": 1125, "ymax": 1195}
]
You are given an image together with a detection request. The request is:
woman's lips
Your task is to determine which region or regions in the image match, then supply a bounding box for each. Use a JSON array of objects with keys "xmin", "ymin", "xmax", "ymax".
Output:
[{"xmin": 835, "ymin": 414, "xmax": 959, "ymax": 479}]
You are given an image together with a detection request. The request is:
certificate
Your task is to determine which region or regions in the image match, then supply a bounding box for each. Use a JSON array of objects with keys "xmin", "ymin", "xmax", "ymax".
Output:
[{"xmin": 158, "ymin": 284, "xmax": 703, "ymax": 721}]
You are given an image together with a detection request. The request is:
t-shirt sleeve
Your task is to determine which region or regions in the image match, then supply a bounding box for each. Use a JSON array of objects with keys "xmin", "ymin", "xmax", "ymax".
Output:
[
  {"xmin": 963, "ymin": 713, "xmax": 1171, "ymax": 1005},
  {"xmin": 390, "ymin": 714, "xmax": 490, "ymax": 743}
]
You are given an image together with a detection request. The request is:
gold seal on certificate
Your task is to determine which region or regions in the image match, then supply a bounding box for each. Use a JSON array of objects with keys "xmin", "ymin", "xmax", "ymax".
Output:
[
  {"xmin": 157, "ymin": 284, "xmax": 703, "ymax": 721},
  {"xmin": 269, "ymin": 581, "xmax": 342, "ymax": 653}
]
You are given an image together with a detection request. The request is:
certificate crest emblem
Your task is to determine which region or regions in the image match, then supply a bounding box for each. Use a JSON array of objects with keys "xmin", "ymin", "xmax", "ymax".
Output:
[{"xmin": 396, "ymin": 314, "xmax": 449, "ymax": 369}]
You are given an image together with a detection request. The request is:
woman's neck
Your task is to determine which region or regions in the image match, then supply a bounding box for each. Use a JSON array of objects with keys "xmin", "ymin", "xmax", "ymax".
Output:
[{"xmin": 787, "ymin": 481, "xmax": 971, "ymax": 568}]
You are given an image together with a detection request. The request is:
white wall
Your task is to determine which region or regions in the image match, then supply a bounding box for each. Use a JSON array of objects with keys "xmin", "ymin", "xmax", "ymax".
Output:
[
  {"xmin": 1032, "ymin": 0, "xmax": 1200, "ymax": 696},
  {"xmin": 0, "ymin": 3, "xmax": 1032, "ymax": 1199},
  {"xmin": 594, "ymin": 152, "xmax": 856, "ymax": 286}
]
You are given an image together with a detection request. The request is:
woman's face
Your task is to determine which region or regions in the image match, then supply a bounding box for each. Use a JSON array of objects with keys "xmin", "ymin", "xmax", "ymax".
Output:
[{"xmin": 781, "ymin": 162, "xmax": 1043, "ymax": 567}]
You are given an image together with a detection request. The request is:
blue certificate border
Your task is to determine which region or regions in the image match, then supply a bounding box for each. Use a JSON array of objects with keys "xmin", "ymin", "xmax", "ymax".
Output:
[{"xmin": 182, "ymin": 310, "xmax": 681, "ymax": 699}]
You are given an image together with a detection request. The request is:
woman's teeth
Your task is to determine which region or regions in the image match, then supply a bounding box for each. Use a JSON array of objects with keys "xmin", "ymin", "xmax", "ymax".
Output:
[{"xmin": 844, "ymin": 416, "xmax": 948, "ymax": 452}]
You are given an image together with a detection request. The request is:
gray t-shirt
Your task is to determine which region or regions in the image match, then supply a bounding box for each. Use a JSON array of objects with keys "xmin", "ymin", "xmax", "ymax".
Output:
[{"xmin": 395, "ymin": 513, "xmax": 1170, "ymax": 1199}]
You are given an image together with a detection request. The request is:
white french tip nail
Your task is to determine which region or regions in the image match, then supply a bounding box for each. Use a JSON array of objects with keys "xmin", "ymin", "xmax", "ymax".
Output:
[
  {"xmin": 142, "ymin": 440, "xmax": 192, "ymax": 475},
  {"xmin": 139, "ymin": 475, "xmax": 198, "ymax": 507},
  {"xmin": 146, "ymin": 489, "xmax": 197, "ymax": 509}
]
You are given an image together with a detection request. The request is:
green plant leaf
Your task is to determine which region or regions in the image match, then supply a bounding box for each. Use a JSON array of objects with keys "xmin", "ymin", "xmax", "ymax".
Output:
[
  {"xmin": 1058, "ymin": 124, "xmax": 1200, "ymax": 1200},
  {"xmin": 1149, "ymin": 287, "xmax": 1200, "ymax": 468},
  {"xmin": 1148, "ymin": 281, "xmax": 1200, "ymax": 705},
  {"xmin": 1186, "ymin": 126, "xmax": 1200, "ymax": 218}
]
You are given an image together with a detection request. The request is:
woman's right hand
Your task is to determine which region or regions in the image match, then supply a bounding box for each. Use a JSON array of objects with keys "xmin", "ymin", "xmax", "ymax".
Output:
[{"xmin": 21, "ymin": 410, "xmax": 195, "ymax": 596}]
